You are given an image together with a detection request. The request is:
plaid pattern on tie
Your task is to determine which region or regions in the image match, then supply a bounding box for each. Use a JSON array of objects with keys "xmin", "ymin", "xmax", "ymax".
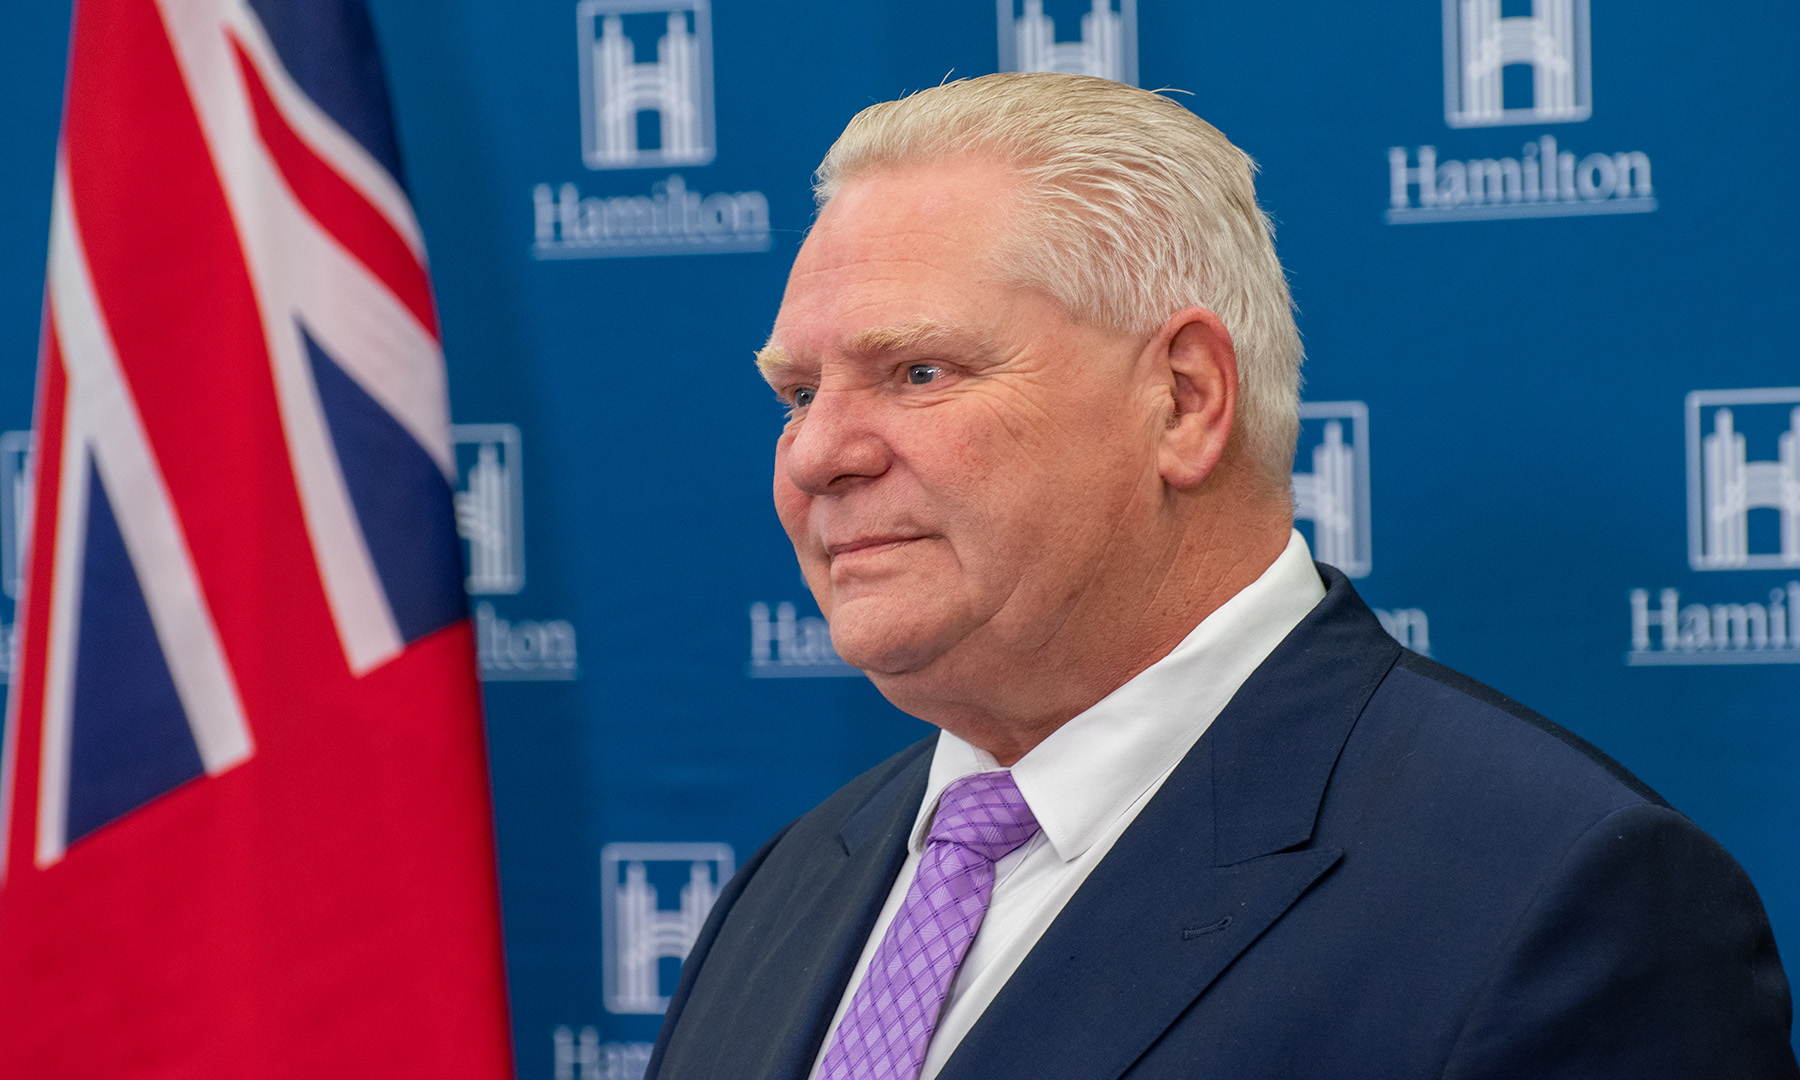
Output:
[{"xmin": 817, "ymin": 770, "xmax": 1040, "ymax": 1080}]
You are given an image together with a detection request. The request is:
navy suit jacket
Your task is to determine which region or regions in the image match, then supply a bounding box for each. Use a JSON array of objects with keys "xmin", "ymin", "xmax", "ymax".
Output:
[{"xmin": 650, "ymin": 568, "xmax": 1799, "ymax": 1079}]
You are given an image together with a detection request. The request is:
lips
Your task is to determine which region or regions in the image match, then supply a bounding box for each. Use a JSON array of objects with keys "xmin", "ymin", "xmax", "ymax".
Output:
[{"xmin": 825, "ymin": 535, "xmax": 925, "ymax": 558}]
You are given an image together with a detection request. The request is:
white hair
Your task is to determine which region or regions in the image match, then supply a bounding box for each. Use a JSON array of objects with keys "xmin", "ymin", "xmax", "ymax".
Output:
[{"xmin": 813, "ymin": 72, "xmax": 1302, "ymax": 486}]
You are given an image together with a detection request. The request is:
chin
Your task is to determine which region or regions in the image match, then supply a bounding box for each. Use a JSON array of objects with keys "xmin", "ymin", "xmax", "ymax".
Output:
[
  {"xmin": 826, "ymin": 605, "xmax": 958, "ymax": 677},
  {"xmin": 829, "ymin": 634, "xmax": 935, "ymax": 678}
]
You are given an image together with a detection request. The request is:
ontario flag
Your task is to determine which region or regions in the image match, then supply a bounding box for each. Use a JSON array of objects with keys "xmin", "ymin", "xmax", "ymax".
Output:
[{"xmin": 0, "ymin": 0, "xmax": 513, "ymax": 1075}]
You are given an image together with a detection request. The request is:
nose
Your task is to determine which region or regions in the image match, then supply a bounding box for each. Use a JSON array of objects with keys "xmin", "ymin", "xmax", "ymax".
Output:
[{"xmin": 780, "ymin": 386, "xmax": 891, "ymax": 496}]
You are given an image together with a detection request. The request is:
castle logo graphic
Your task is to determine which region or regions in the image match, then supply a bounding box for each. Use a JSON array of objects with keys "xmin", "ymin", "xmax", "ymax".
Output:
[
  {"xmin": 600, "ymin": 843, "xmax": 734, "ymax": 1014},
  {"xmin": 1625, "ymin": 389, "xmax": 1800, "ymax": 667},
  {"xmin": 1291, "ymin": 402, "xmax": 1371, "ymax": 578},
  {"xmin": 1389, "ymin": 0, "xmax": 1653, "ymax": 224},
  {"xmin": 1687, "ymin": 389, "xmax": 1800, "ymax": 571},
  {"xmin": 450, "ymin": 423, "xmax": 579, "ymax": 680},
  {"xmin": 0, "ymin": 430, "xmax": 32, "ymax": 603},
  {"xmin": 997, "ymin": 0, "xmax": 1138, "ymax": 87},
  {"xmin": 1443, "ymin": 0, "xmax": 1590, "ymax": 128},
  {"xmin": 452, "ymin": 424, "xmax": 525, "ymax": 595},
  {"xmin": 577, "ymin": 0, "xmax": 714, "ymax": 170},
  {"xmin": 0, "ymin": 431, "xmax": 30, "ymax": 685},
  {"xmin": 544, "ymin": 1, "xmax": 767, "ymax": 258}
]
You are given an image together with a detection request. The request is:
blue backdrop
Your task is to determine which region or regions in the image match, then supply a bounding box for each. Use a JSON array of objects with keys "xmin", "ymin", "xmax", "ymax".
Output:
[{"xmin": 2, "ymin": 1, "xmax": 1797, "ymax": 1075}]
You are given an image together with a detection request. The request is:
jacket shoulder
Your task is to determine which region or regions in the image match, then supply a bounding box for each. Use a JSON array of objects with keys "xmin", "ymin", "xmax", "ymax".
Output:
[
  {"xmin": 1337, "ymin": 648, "xmax": 1665, "ymax": 826},
  {"xmin": 1381, "ymin": 650, "xmax": 1666, "ymax": 806}
]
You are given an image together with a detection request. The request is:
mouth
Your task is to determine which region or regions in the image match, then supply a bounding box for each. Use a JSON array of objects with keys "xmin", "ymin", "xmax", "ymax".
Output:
[{"xmin": 825, "ymin": 535, "xmax": 926, "ymax": 559}]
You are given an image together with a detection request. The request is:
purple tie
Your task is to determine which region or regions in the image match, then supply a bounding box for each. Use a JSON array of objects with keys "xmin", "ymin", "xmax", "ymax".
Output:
[{"xmin": 817, "ymin": 770, "xmax": 1041, "ymax": 1080}]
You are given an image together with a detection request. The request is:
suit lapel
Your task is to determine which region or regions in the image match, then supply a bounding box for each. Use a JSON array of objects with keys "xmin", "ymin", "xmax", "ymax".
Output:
[
  {"xmin": 938, "ymin": 568, "xmax": 1400, "ymax": 1080},
  {"xmin": 717, "ymin": 744, "xmax": 931, "ymax": 1080}
]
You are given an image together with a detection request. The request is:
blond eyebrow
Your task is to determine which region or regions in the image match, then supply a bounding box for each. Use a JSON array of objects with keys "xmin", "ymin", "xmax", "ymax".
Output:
[
  {"xmin": 846, "ymin": 317, "xmax": 955, "ymax": 356},
  {"xmin": 754, "ymin": 318, "xmax": 992, "ymax": 382},
  {"xmin": 754, "ymin": 342, "xmax": 791, "ymax": 380}
]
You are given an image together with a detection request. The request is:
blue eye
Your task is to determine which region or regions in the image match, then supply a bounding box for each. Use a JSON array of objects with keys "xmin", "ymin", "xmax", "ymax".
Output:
[
  {"xmin": 907, "ymin": 364, "xmax": 942, "ymax": 385},
  {"xmin": 791, "ymin": 387, "xmax": 816, "ymax": 408}
]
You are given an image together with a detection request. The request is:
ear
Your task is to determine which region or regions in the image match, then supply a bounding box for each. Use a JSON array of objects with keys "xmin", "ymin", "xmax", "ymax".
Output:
[{"xmin": 1151, "ymin": 307, "xmax": 1238, "ymax": 490}]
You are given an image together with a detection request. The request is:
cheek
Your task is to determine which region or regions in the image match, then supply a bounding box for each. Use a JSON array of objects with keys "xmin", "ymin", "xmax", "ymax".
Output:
[
  {"xmin": 963, "ymin": 421, "xmax": 1144, "ymax": 555},
  {"xmin": 770, "ymin": 451, "xmax": 815, "ymax": 548},
  {"xmin": 771, "ymin": 476, "xmax": 806, "ymax": 540}
]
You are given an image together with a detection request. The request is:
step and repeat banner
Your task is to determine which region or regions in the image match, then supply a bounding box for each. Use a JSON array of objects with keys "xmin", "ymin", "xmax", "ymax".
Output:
[{"xmin": 2, "ymin": 0, "xmax": 1797, "ymax": 1074}]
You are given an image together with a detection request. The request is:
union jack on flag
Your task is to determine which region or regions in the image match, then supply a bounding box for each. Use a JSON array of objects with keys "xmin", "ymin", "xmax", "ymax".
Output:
[{"xmin": 0, "ymin": 0, "xmax": 513, "ymax": 1075}]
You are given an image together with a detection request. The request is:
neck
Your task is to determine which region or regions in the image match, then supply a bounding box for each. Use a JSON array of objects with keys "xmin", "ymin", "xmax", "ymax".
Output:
[{"xmin": 870, "ymin": 494, "xmax": 1294, "ymax": 767}]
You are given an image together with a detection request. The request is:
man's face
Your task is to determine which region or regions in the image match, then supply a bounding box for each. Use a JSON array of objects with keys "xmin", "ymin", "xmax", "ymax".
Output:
[{"xmin": 762, "ymin": 156, "xmax": 1167, "ymax": 684}]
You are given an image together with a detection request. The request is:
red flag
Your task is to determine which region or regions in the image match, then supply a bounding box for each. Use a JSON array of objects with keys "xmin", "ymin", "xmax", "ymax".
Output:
[{"xmin": 0, "ymin": 0, "xmax": 513, "ymax": 1074}]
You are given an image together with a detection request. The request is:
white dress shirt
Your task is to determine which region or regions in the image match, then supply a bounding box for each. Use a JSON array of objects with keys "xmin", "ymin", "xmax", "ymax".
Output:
[{"xmin": 806, "ymin": 530, "xmax": 1327, "ymax": 1080}]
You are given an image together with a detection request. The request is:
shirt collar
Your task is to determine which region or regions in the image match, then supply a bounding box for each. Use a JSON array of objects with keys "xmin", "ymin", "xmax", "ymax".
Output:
[{"xmin": 910, "ymin": 530, "xmax": 1327, "ymax": 859}]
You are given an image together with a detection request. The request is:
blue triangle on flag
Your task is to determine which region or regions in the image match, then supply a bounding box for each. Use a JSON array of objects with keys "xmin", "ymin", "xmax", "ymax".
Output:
[
  {"xmin": 66, "ymin": 457, "xmax": 205, "ymax": 845},
  {"xmin": 243, "ymin": 0, "xmax": 408, "ymax": 190},
  {"xmin": 301, "ymin": 322, "xmax": 465, "ymax": 646}
]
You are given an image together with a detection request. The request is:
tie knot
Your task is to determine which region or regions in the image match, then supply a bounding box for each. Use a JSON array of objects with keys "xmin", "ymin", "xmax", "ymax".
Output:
[{"xmin": 927, "ymin": 771, "xmax": 1039, "ymax": 862}]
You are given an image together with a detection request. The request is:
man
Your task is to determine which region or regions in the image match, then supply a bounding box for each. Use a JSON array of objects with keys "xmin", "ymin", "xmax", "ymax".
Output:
[{"xmin": 649, "ymin": 74, "xmax": 1798, "ymax": 1079}]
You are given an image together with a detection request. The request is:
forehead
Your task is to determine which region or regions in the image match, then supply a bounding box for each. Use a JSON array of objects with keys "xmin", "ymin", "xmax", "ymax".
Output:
[{"xmin": 767, "ymin": 157, "xmax": 1025, "ymax": 364}]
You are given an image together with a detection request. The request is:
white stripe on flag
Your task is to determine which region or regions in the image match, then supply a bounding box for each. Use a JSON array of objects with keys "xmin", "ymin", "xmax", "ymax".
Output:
[
  {"xmin": 32, "ymin": 376, "xmax": 89, "ymax": 866},
  {"xmin": 225, "ymin": 6, "xmax": 456, "ymax": 480},
  {"xmin": 217, "ymin": 0, "xmax": 455, "ymax": 479},
  {"xmin": 156, "ymin": 0, "xmax": 413, "ymax": 674},
  {"xmin": 226, "ymin": 1, "xmax": 428, "ymax": 260},
  {"xmin": 36, "ymin": 164, "xmax": 256, "ymax": 865}
]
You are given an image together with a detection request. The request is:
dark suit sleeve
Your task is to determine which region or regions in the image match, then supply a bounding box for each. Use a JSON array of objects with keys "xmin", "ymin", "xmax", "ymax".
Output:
[
  {"xmin": 1440, "ymin": 803, "xmax": 1799, "ymax": 1079},
  {"xmin": 645, "ymin": 822, "xmax": 795, "ymax": 1080}
]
